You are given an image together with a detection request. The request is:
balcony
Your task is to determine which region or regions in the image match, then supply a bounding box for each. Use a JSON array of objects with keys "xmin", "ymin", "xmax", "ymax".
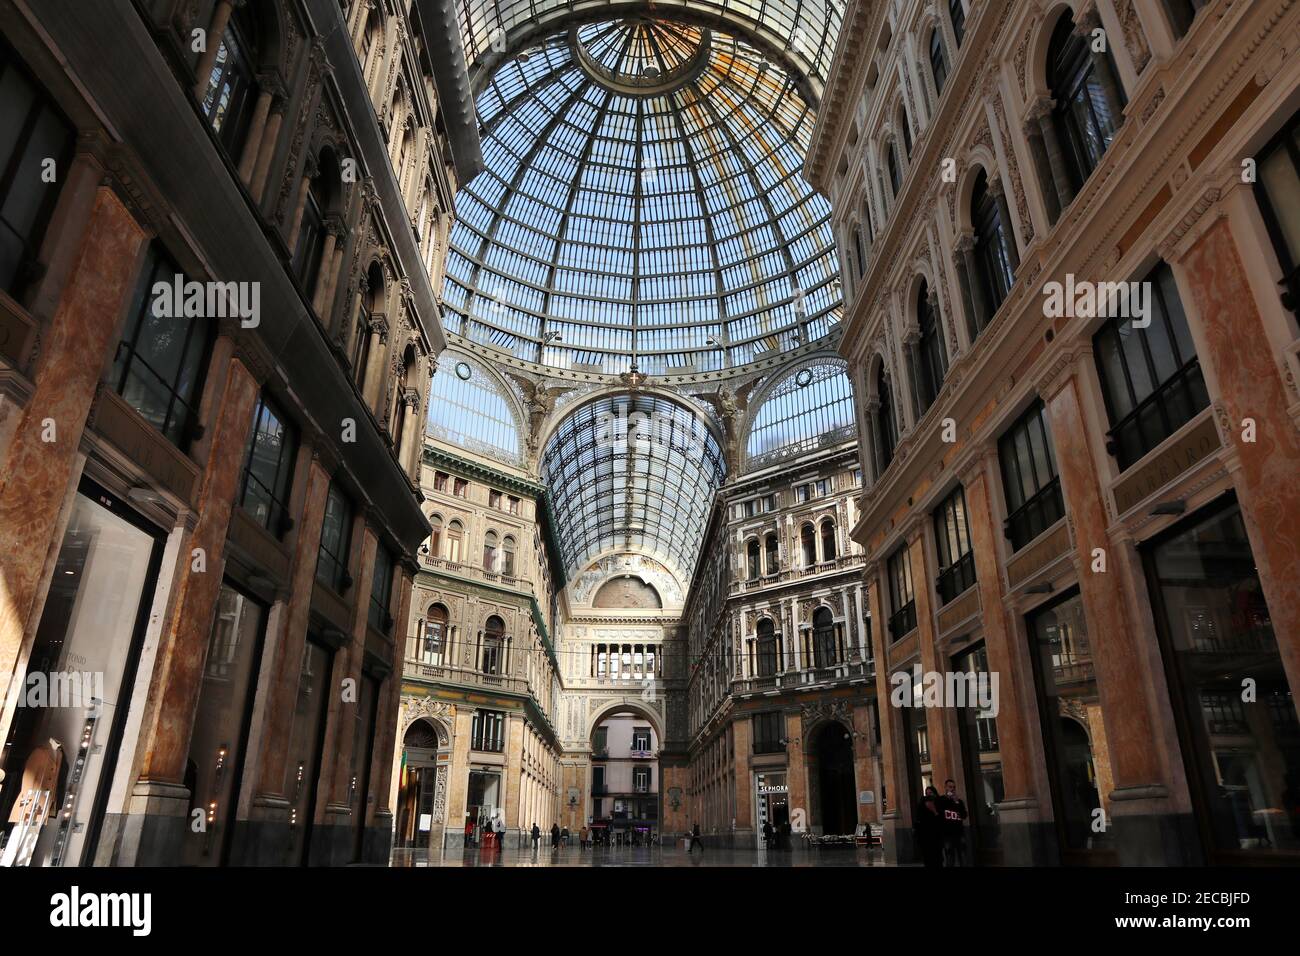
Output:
[
  {"xmin": 729, "ymin": 553, "xmax": 864, "ymax": 595},
  {"xmin": 417, "ymin": 552, "xmax": 535, "ymax": 595},
  {"xmin": 732, "ymin": 659, "xmax": 875, "ymax": 695},
  {"xmin": 402, "ymin": 657, "xmax": 528, "ymax": 695}
]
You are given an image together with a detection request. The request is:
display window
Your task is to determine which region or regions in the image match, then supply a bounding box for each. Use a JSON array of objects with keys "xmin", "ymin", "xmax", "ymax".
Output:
[{"xmin": 285, "ymin": 636, "xmax": 335, "ymax": 865}]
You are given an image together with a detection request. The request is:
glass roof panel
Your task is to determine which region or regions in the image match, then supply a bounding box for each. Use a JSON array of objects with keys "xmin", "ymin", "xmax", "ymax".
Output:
[
  {"xmin": 443, "ymin": 17, "xmax": 842, "ymax": 376},
  {"xmin": 427, "ymin": 357, "xmax": 523, "ymax": 464},
  {"xmin": 745, "ymin": 361, "xmax": 855, "ymax": 468}
]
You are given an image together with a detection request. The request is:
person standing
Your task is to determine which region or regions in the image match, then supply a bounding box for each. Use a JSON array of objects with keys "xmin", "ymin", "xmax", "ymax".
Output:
[
  {"xmin": 690, "ymin": 822, "xmax": 704, "ymax": 854},
  {"xmin": 580, "ymin": 824, "xmax": 589, "ymax": 848},
  {"xmin": 531, "ymin": 822, "xmax": 541, "ymax": 849},
  {"xmin": 914, "ymin": 786, "xmax": 945, "ymax": 868},
  {"xmin": 550, "ymin": 822, "xmax": 560, "ymax": 848},
  {"xmin": 762, "ymin": 820, "xmax": 774, "ymax": 847},
  {"xmin": 941, "ymin": 779, "xmax": 969, "ymax": 866}
]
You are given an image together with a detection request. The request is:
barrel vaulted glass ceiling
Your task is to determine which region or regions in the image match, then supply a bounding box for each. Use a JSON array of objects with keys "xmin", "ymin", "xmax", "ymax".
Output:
[{"xmin": 441, "ymin": 15, "xmax": 843, "ymax": 376}]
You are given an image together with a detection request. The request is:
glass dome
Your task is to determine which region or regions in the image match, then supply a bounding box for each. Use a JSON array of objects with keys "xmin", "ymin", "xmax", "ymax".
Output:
[{"xmin": 442, "ymin": 17, "xmax": 842, "ymax": 377}]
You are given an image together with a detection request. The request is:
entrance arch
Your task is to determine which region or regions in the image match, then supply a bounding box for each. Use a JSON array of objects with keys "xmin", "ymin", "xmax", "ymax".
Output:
[
  {"xmin": 395, "ymin": 716, "xmax": 449, "ymax": 849},
  {"xmin": 587, "ymin": 701, "xmax": 662, "ymax": 846},
  {"xmin": 807, "ymin": 720, "xmax": 857, "ymax": 836}
]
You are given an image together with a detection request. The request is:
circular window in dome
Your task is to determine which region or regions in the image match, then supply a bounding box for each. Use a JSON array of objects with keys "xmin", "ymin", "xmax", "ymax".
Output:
[
  {"xmin": 572, "ymin": 18, "xmax": 711, "ymax": 95},
  {"xmin": 795, "ymin": 368, "xmax": 815, "ymax": 388},
  {"xmin": 454, "ymin": 361, "xmax": 472, "ymax": 381}
]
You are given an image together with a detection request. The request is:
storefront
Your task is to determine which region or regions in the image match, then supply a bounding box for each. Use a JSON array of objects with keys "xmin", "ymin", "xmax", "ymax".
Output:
[
  {"xmin": 952, "ymin": 641, "xmax": 1004, "ymax": 860},
  {"xmin": 1143, "ymin": 495, "xmax": 1299, "ymax": 861},
  {"xmin": 0, "ymin": 479, "xmax": 163, "ymax": 867},
  {"xmin": 396, "ymin": 721, "xmax": 440, "ymax": 848},
  {"xmin": 754, "ymin": 770, "xmax": 789, "ymax": 846},
  {"xmin": 285, "ymin": 633, "xmax": 337, "ymax": 865},
  {"xmin": 466, "ymin": 768, "xmax": 501, "ymax": 839}
]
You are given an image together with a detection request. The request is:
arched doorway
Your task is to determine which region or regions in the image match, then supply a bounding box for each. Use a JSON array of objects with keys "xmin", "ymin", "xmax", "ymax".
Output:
[
  {"xmin": 808, "ymin": 721, "xmax": 857, "ymax": 836},
  {"xmin": 589, "ymin": 706, "xmax": 660, "ymax": 847},
  {"xmin": 396, "ymin": 719, "xmax": 441, "ymax": 849}
]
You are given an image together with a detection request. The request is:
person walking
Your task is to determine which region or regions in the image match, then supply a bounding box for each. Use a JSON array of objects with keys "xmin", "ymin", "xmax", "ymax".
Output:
[
  {"xmin": 561, "ymin": 825, "xmax": 569, "ymax": 847},
  {"xmin": 690, "ymin": 822, "xmax": 704, "ymax": 854},
  {"xmin": 941, "ymin": 779, "xmax": 970, "ymax": 866},
  {"xmin": 914, "ymin": 786, "xmax": 945, "ymax": 868},
  {"xmin": 762, "ymin": 820, "xmax": 774, "ymax": 848},
  {"xmin": 580, "ymin": 824, "xmax": 589, "ymax": 848},
  {"xmin": 531, "ymin": 822, "xmax": 541, "ymax": 849},
  {"xmin": 550, "ymin": 822, "xmax": 560, "ymax": 848}
]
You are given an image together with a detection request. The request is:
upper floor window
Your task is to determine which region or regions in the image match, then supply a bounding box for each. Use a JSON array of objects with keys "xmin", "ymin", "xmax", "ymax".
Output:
[
  {"xmin": 949, "ymin": 0, "xmax": 966, "ymax": 46},
  {"xmin": 934, "ymin": 485, "xmax": 976, "ymax": 604},
  {"xmin": 1165, "ymin": 0, "xmax": 1208, "ymax": 38},
  {"xmin": 446, "ymin": 519, "xmax": 463, "ymax": 562},
  {"xmin": 481, "ymin": 615, "xmax": 504, "ymax": 674},
  {"xmin": 417, "ymin": 603, "xmax": 448, "ymax": 666},
  {"xmin": 1254, "ymin": 109, "xmax": 1300, "ymax": 317},
  {"xmin": 198, "ymin": 5, "xmax": 259, "ymax": 160},
  {"xmin": 755, "ymin": 618, "xmax": 779, "ymax": 677},
  {"xmin": 292, "ymin": 166, "xmax": 328, "ymax": 293},
  {"xmin": 316, "ymin": 482, "xmax": 353, "ymax": 592},
  {"xmin": 929, "ymin": 29, "xmax": 948, "ymax": 97},
  {"xmin": 753, "ymin": 711, "xmax": 784, "ymax": 754},
  {"xmin": 812, "ymin": 606, "xmax": 837, "ymax": 668},
  {"xmin": 876, "ymin": 364, "xmax": 898, "ymax": 473},
  {"xmin": 973, "ymin": 171, "xmax": 1015, "ymax": 325},
  {"xmin": 112, "ymin": 244, "xmax": 212, "ymax": 447},
  {"xmin": 998, "ymin": 399, "xmax": 1064, "ymax": 551},
  {"xmin": 489, "ymin": 490, "xmax": 502, "ymax": 509},
  {"xmin": 898, "ymin": 106, "xmax": 912, "ymax": 162},
  {"xmin": 426, "ymin": 514, "xmax": 442, "ymax": 556},
  {"xmin": 368, "ymin": 543, "xmax": 394, "ymax": 633},
  {"xmin": 433, "ymin": 471, "xmax": 449, "ymax": 492},
  {"xmin": 820, "ymin": 519, "xmax": 837, "ymax": 562},
  {"xmin": 916, "ymin": 282, "xmax": 947, "ymax": 414},
  {"xmin": 1049, "ymin": 13, "xmax": 1122, "ymax": 193},
  {"xmin": 764, "ymin": 533, "xmax": 779, "ymax": 575},
  {"xmin": 746, "ymin": 538, "xmax": 761, "ymax": 581},
  {"xmin": 502, "ymin": 535, "xmax": 516, "ymax": 576},
  {"xmin": 887, "ymin": 545, "xmax": 917, "ymax": 640},
  {"xmin": 483, "ymin": 530, "xmax": 499, "ymax": 571},
  {"xmin": 633, "ymin": 766, "xmax": 650, "ymax": 792},
  {"xmin": 239, "ymin": 393, "xmax": 298, "ymax": 536},
  {"xmin": 507, "ymin": 495, "xmax": 520, "ymax": 515},
  {"xmin": 1093, "ymin": 261, "xmax": 1209, "ymax": 469},
  {"xmin": 853, "ymin": 226, "xmax": 866, "ymax": 279},
  {"xmin": 471, "ymin": 709, "xmax": 505, "ymax": 752},
  {"xmin": 632, "ymin": 728, "xmax": 652, "ymax": 751},
  {"xmin": 453, "ymin": 478, "xmax": 469, "ymax": 498},
  {"xmin": 886, "ymin": 142, "xmax": 902, "ymax": 200},
  {"xmin": 0, "ymin": 40, "xmax": 75, "ymax": 298},
  {"xmin": 801, "ymin": 522, "xmax": 817, "ymax": 566}
]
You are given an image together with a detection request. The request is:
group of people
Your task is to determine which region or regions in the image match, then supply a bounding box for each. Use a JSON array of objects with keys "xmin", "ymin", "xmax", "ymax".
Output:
[
  {"xmin": 914, "ymin": 779, "xmax": 969, "ymax": 867},
  {"xmin": 464, "ymin": 816, "xmax": 505, "ymax": 849},
  {"xmin": 529, "ymin": 823, "xmax": 590, "ymax": 849},
  {"xmin": 761, "ymin": 820, "xmax": 795, "ymax": 850}
]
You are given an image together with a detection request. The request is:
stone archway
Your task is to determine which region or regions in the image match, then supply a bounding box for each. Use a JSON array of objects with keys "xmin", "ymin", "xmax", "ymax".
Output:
[
  {"xmin": 806, "ymin": 720, "xmax": 858, "ymax": 836},
  {"xmin": 585, "ymin": 700, "xmax": 663, "ymax": 846},
  {"xmin": 393, "ymin": 702, "xmax": 453, "ymax": 850}
]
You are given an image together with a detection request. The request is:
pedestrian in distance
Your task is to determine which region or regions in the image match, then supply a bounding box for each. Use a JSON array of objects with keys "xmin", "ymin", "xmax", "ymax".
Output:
[
  {"xmin": 941, "ymin": 779, "xmax": 969, "ymax": 866},
  {"xmin": 914, "ymin": 786, "xmax": 945, "ymax": 868}
]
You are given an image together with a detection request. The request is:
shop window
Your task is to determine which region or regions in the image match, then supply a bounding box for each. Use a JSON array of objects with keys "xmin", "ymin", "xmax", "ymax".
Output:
[
  {"xmin": 934, "ymin": 484, "xmax": 977, "ymax": 604},
  {"xmin": 1048, "ymin": 13, "xmax": 1122, "ymax": 194},
  {"xmin": 1093, "ymin": 261, "xmax": 1209, "ymax": 469},
  {"xmin": 0, "ymin": 38, "xmax": 75, "ymax": 297},
  {"xmin": 887, "ymin": 545, "xmax": 917, "ymax": 640},
  {"xmin": 753, "ymin": 712, "xmax": 785, "ymax": 754},
  {"xmin": 949, "ymin": 0, "xmax": 965, "ymax": 46},
  {"xmin": 812, "ymin": 607, "xmax": 837, "ymax": 668},
  {"xmin": 929, "ymin": 28, "xmax": 948, "ymax": 96},
  {"xmin": 368, "ymin": 543, "xmax": 394, "ymax": 633},
  {"xmin": 973, "ymin": 170, "xmax": 1014, "ymax": 325},
  {"xmin": 286, "ymin": 635, "xmax": 335, "ymax": 864},
  {"xmin": 916, "ymin": 281, "xmax": 947, "ymax": 412},
  {"xmin": 471, "ymin": 710, "xmax": 505, "ymax": 752},
  {"xmin": 198, "ymin": 4, "xmax": 259, "ymax": 160},
  {"xmin": 952, "ymin": 642, "xmax": 1003, "ymax": 854},
  {"xmin": 111, "ymin": 243, "xmax": 213, "ymax": 447},
  {"xmin": 0, "ymin": 482, "xmax": 162, "ymax": 866},
  {"xmin": 1144, "ymin": 497, "xmax": 1297, "ymax": 859},
  {"xmin": 998, "ymin": 399, "xmax": 1064, "ymax": 551},
  {"xmin": 1027, "ymin": 591, "xmax": 1111, "ymax": 857},
  {"xmin": 1254, "ymin": 109, "xmax": 1300, "ymax": 317},
  {"xmin": 238, "ymin": 393, "xmax": 298, "ymax": 536},
  {"xmin": 315, "ymin": 482, "xmax": 353, "ymax": 592},
  {"xmin": 183, "ymin": 583, "xmax": 268, "ymax": 865}
]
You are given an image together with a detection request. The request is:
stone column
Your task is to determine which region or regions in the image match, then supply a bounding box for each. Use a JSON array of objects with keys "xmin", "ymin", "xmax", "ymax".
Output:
[
  {"xmin": 866, "ymin": 568, "xmax": 912, "ymax": 863},
  {"xmin": 903, "ymin": 328, "xmax": 925, "ymax": 420},
  {"xmin": 398, "ymin": 388, "xmax": 421, "ymax": 473},
  {"xmin": 905, "ymin": 521, "xmax": 955, "ymax": 785},
  {"xmin": 955, "ymin": 233, "xmax": 986, "ymax": 339},
  {"xmin": 959, "ymin": 451, "xmax": 1047, "ymax": 863},
  {"xmin": 237, "ymin": 87, "xmax": 273, "ymax": 183},
  {"xmin": 784, "ymin": 710, "xmax": 807, "ymax": 833},
  {"xmin": 865, "ymin": 398, "xmax": 884, "ymax": 479},
  {"xmin": 1029, "ymin": 96, "xmax": 1076, "ymax": 209},
  {"xmin": 1172, "ymin": 214, "xmax": 1300, "ymax": 710},
  {"xmin": 445, "ymin": 707, "xmax": 474, "ymax": 846},
  {"xmin": 0, "ymin": 187, "xmax": 146, "ymax": 717},
  {"xmin": 361, "ymin": 316, "xmax": 389, "ymax": 410},
  {"xmin": 311, "ymin": 217, "xmax": 342, "ymax": 316},
  {"xmin": 732, "ymin": 716, "xmax": 753, "ymax": 835},
  {"xmin": 1040, "ymin": 362, "xmax": 1172, "ymax": 860},
  {"xmin": 250, "ymin": 95, "xmax": 286, "ymax": 203},
  {"xmin": 851, "ymin": 702, "xmax": 874, "ymax": 826},
  {"xmin": 504, "ymin": 713, "xmax": 524, "ymax": 834},
  {"xmin": 988, "ymin": 172, "xmax": 1021, "ymax": 271},
  {"xmin": 285, "ymin": 159, "xmax": 316, "ymax": 257},
  {"xmin": 192, "ymin": 0, "xmax": 238, "ymax": 100}
]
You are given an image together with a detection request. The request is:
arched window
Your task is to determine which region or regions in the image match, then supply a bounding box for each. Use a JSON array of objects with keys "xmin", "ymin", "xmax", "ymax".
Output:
[
  {"xmin": 916, "ymin": 281, "xmax": 947, "ymax": 412},
  {"xmin": 929, "ymin": 29, "xmax": 948, "ymax": 96},
  {"xmin": 502, "ymin": 536, "xmax": 516, "ymax": 577},
  {"xmin": 853, "ymin": 226, "xmax": 866, "ymax": 279},
  {"xmin": 419, "ymin": 604, "xmax": 448, "ymax": 666},
  {"xmin": 199, "ymin": 3, "xmax": 259, "ymax": 160},
  {"xmin": 1048, "ymin": 13, "xmax": 1122, "ymax": 192},
  {"xmin": 746, "ymin": 364, "xmax": 855, "ymax": 463},
  {"xmin": 812, "ymin": 607, "xmax": 836, "ymax": 668},
  {"xmin": 898, "ymin": 106, "xmax": 912, "ymax": 161},
  {"xmin": 293, "ymin": 160, "xmax": 331, "ymax": 293},
  {"xmin": 426, "ymin": 513, "xmax": 442, "ymax": 556},
  {"xmin": 949, "ymin": 0, "xmax": 966, "ymax": 46},
  {"xmin": 765, "ymin": 533, "xmax": 779, "ymax": 575},
  {"xmin": 972, "ymin": 170, "xmax": 1014, "ymax": 323},
  {"xmin": 746, "ymin": 538, "xmax": 761, "ymax": 581},
  {"xmin": 483, "ymin": 530, "xmax": 498, "ymax": 571},
  {"xmin": 755, "ymin": 618, "xmax": 778, "ymax": 677},
  {"xmin": 801, "ymin": 523, "xmax": 817, "ymax": 567},
  {"xmin": 427, "ymin": 358, "xmax": 521, "ymax": 462},
  {"xmin": 353, "ymin": 262, "xmax": 383, "ymax": 383},
  {"xmin": 481, "ymin": 615, "xmax": 504, "ymax": 675},
  {"xmin": 446, "ymin": 520, "xmax": 464, "ymax": 563},
  {"xmin": 820, "ymin": 519, "xmax": 837, "ymax": 562},
  {"xmin": 886, "ymin": 142, "xmax": 902, "ymax": 200},
  {"xmin": 877, "ymin": 363, "xmax": 898, "ymax": 474}
]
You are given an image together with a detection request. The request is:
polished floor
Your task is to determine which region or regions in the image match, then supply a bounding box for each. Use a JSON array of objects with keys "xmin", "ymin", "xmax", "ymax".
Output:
[{"xmin": 390, "ymin": 841, "xmax": 893, "ymax": 867}]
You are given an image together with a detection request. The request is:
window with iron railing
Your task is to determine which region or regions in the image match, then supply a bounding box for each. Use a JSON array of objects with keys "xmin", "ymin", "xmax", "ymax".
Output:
[
  {"xmin": 999, "ymin": 399, "xmax": 1064, "ymax": 551},
  {"xmin": 887, "ymin": 545, "xmax": 917, "ymax": 640},
  {"xmin": 934, "ymin": 485, "xmax": 977, "ymax": 604}
]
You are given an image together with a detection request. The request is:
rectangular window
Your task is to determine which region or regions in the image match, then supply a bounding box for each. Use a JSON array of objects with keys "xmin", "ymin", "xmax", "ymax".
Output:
[
  {"xmin": 951, "ymin": 642, "xmax": 1002, "ymax": 854},
  {"xmin": 489, "ymin": 490, "xmax": 502, "ymax": 509},
  {"xmin": 238, "ymin": 393, "xmax": 298, "ymax": 536},
  {"xmin": 507, "ymin": 495, "xmax": 520, "ymax": 515},
  {"xmin": 433, "ymin": 471, "xmax": 448, "ymax": 492},
  {"xmin": 453, "ymin": 478, "xmax": 469, "ymax": 498},
  {"xmin": 471, "ymin": 710, "xmax": 505, "ymax": 752},
  {"xmin": 0, "ymin": 39, "xmax": 75, "ymax": 297},
  {"xmin": 368, "ymin": 543, "xmax": 394, "ymax": 633},
  {"xmin": 753, "ymin": 712, "xmax": 785, "ymax": 754},
  {"xmin": 633, "ymin": 766, "xmax": 650, "ymax": 792},
  {"xmin": 933, "ymin": 485, "xmax": 977, "ymax": 604},
  {"xmin": 593, "ymin": 726, "xmax": 608, "ymax": 754},
  {"xmin": 1093, "ymin": 262, "xmax": 1209, "ymax": 469},
  {"xmin": 1253, "ymin": 108, "xmax": 1300, "ymax": 328},
  {"xmin": 998, "ymin": 399, "xmax": 1064, "ymax": 551},
  {"xmin": 631, "ymin": 728, "xmax": 651, "ymax": 752},
  {"xmin": 315, "ymin": 482, "xmax": 353, "ymax": 592},
  {"xmin": 111, "ymin": 244, "xmax": 212, "ymax": 446},
  {"xmin": 887, "ymin": 545, "xmax": 917, "ymax": 640}
]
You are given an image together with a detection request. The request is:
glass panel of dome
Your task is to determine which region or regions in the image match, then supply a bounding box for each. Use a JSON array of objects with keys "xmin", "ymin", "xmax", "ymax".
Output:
[{"xmin": 746, "ymin": 364, "xmax": 856, "ymax": 464}]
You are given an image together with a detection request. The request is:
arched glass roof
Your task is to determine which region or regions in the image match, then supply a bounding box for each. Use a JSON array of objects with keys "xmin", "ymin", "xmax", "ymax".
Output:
[
  {"xmin": 426, "ymin": 355, "xmax": 523, "ymax": 463},
  {"xmin": 745, "ymin": 361, "xmax": 855, "ymax": 468},
  {"xmin": 442, "ymin": 16, "xmax": 842, "ymax": 377},
  {"xmin": 540, "ymin": 393, "xmax": 725, "ymax": 579}
]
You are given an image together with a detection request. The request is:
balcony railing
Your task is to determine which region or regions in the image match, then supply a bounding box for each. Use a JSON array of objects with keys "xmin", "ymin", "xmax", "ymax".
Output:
[
  {"xmin": 729, "ymin": 553, "xmax": 863, "ymax": 594},
  {"xmin": 403, "ymin": 657, "xmax": 527, "ymax": 695},
  {"xmin": 417, "ymin": 552, "xmax": 535, "ymax": 594},
  {"xmin": 732, "ymin": 659, "xmax": 874, "ymax": 695}
]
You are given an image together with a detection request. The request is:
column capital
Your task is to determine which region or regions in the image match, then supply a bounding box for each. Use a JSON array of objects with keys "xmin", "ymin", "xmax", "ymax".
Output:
[
  {"xmin": 954, "ymin": 232, "xmax": 976, "ymax": 255},
  {"xmin": 1035, "ymin": 344, "xmax": 1090, "ymax": 402},
  {"xmin": 1072, "ymin": 2, "xmax": 1103, "ymax": 37},
  {"xmin": 1024, "ymin": 95, "xmax": 1055, "ymax": 125},
  {"xmin": 986, "ymin": 170, "xmax": 1006, "ymax": 198}
]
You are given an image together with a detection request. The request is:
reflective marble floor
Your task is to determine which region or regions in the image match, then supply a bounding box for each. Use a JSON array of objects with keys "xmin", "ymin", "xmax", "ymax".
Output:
[{"xmin": 390, "ymin": 843, "xmax": 894, "ymax": 867}]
